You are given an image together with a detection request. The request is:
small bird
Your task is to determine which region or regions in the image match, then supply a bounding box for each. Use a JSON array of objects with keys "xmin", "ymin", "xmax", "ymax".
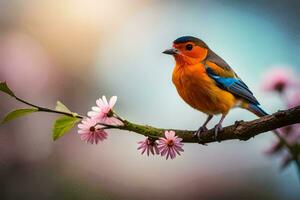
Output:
[{"xmin": 163, "ymin": 36, "xmax": 268, "ymax": 141}]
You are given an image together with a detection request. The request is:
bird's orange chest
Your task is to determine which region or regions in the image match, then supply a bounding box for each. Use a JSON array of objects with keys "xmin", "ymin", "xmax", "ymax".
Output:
[
  {"xmin": 172, "ymin": 63, "xmax": 208, "ymax": 94},
  {"xmin": 172, "ymin": 63, "xmax": 235, "ymax": 114}
]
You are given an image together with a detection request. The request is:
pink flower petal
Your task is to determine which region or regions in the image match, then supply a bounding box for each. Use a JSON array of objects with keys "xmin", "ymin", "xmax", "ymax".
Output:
[
  {"xmin": 87, "ymin": 95, "xmax": 122, "ymax": 126},
  {"xmin": 169, "ymin": 148, "xmax": 176, "ymax": 159},
  {"xmin": 96, "ymin": 99, "xmax": 104, "ymax": 108},
  {"xmin": 92, "ymin": 106, "xmax": 101, "ymax": 112},
  {"xmin": 261, "ymin": 67, "xmax": 298, "ymax": 92},
  {"xmin": 137, "ymin": 137, "xmax": 159, "ymax": 156},
  {"xmin": 109, "ymin": 96, "xmax": 118, "ymax": 108},
  {"xmin": 77, "ymin": 118, "xmax": 108, "ymax": 145},
  {"xmin": 158, "ymin": 130, "xmax": 184, "ymax": 160},
  {"xmin": 102, "ymin": 95, "xmax": 108, "ymax": 106}
]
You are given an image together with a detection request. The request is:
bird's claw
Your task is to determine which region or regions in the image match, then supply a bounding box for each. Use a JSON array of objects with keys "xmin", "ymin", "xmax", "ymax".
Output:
[
  {"xmin": 194, "ymin": 126, "xmax": 208, "ymax": 145},
  {"xmin": 214, "ymin": 124, "xmax": 223, "ymax": 142}
]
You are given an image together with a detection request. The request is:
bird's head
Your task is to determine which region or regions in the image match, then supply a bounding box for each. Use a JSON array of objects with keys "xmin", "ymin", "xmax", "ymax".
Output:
[{"xmin": 163, "ymin": 36, "xmax": 209, "ymax": 65}]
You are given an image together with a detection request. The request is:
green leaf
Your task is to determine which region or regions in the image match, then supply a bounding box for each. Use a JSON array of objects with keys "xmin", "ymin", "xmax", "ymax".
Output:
[
  {"xmin": 55, "ymin": 101, "xmax": 78, "ymax": 117},
  {"xmin": 52, "ymin": 116, "xmax": 80, "ymax": 141},
  {"xmin": 55, "ymin": 101, "xmax": 72, "ymax": 113},
  {"xmin": 2, "ymin": 108, "xmax": 38, "ymax": 124},
  {"xmin": 0, "ymin": 82, "xmax": 15, "ymax": 97}
]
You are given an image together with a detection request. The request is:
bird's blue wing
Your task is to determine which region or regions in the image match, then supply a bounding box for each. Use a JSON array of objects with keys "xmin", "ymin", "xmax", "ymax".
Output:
[{"xmin": 206, "ymin": 67, "xmax": 259, "ymax": 105}]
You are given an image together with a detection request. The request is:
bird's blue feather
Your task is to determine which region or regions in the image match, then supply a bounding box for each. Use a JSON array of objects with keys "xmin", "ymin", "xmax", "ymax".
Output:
[{"xmin": 206, "ymin": 67, "xmax": 259, "ymax": 105}]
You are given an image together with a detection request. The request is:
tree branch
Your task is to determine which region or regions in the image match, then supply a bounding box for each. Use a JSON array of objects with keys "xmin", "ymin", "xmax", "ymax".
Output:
[
  {"xmin": 2, "ymin": 81, "xmax": 300, "ymax": 179},
  {"xmin": 2, "ymin": 79, "xmax": 299, "ymax": 144},
  {"xmin": 119, "ymin": 105, "xmax": 300, "ymax": 144}
]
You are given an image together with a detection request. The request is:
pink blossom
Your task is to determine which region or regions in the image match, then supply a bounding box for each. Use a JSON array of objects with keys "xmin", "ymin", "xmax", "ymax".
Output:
[
  {"xmin": 262, "ymin": 68, "xmax": 300, "ymax": 170},
  {"xmin": 157, "ymin": 131, "xmax": 184, "ymax": 160},
  {"xmin": 137, "ymin": 137, "xmax": 159, "ymax": 156},
  {"xmin": 88, "ymin": 96, "xmax": 123, "ymax": 126},
  {"xmin": 279, "ymin": 91, "xmax": 300, "ymax": 145},
  {"xmin": 78, "ymin": 118, "xmax": 108, "ymax": 144},
  {"xmin": 261, "ymin": 67, "xmax": 297, "ymax": 93},
  {"xmin": 266, "ymin": 92, "xmax": 300, "ymax": 169}
]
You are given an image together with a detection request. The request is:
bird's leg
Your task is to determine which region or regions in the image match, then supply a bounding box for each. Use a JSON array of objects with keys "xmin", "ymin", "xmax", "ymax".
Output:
[
  {"xmin": 194, "ymin": 115, "xmax": 213, "ymax": 143},
  {"xmin": 214, "ymin": 114, "xmax": 226, "ymax": 141}
]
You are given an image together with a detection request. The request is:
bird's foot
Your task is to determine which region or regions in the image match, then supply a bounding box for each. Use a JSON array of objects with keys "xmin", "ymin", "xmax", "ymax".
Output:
[
  {"xmin": 194, "ymin": 126, "xmax": 208, "ymax": 145},
  {"xmin": 214, "ymin": 124, "xmax": 223, "ymax": 142}
]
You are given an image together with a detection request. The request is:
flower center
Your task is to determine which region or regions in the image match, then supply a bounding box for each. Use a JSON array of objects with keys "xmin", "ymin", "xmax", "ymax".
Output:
[
  {"xmin": 89, "ymin": 126, "xmax": 96, "ymax": 132},
  {"xmin": 274, "ymin": 82, "xmax": 285, "ymax": 93},
  {"xmin": 147, "ymin": 138, "xmax": 156, "ymax": 146},
  {"xmin": 107, "ymin": 109, "xmax": 114, "ymax": 117},
  {"xmin": 167, "ymin": 140, "xmax": 174, "ymax": 147}
]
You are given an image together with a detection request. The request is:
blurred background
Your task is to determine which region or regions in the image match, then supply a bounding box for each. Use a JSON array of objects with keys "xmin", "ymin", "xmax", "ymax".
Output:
[{"xmin": 0, "ymin": 0, "xmax": 300, "ymax": 199}]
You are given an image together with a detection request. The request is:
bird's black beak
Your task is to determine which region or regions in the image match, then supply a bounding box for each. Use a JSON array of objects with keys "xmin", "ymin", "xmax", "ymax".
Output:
[{"xmin": 162, "ymin": 48, "xmax": 178, "ymax": 55}]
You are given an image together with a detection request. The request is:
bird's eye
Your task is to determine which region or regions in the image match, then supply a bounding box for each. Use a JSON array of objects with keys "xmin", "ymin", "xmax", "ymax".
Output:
[{"xmin": 185, "ymin": 44, "xmax": 193, "ymax": 51}]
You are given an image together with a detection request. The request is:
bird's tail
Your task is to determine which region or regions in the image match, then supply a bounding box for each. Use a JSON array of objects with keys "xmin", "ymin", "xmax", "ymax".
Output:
[
  {"xmin": 246, "ymin": 103, "xmax": 281, "ymax": 136},
  {"xmin": 247, "ymin": 103, "xmax": 268, "ymax": 117}
]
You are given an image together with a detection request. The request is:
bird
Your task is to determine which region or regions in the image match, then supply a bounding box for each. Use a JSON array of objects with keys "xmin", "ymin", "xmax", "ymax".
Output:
[{"xmin": 163, "ymin": 36, "xmax": 268, "ymax": 142}]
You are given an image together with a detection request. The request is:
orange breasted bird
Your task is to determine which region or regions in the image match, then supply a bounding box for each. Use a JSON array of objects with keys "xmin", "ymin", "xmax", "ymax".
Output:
[{"xmin": 163, "ymin": 36, "xmax": 268, "ymax": 141}]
